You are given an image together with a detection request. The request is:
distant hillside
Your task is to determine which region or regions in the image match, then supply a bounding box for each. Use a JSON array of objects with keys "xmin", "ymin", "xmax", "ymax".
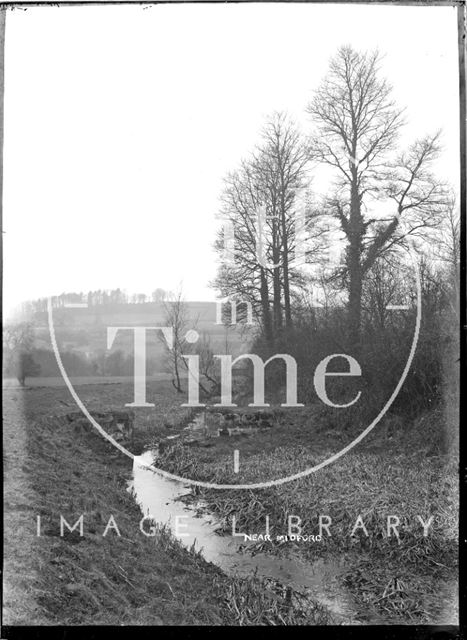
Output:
[
  {"xmin": 29, "ymin": 301, "xmax": 254, "ymax": 359},
  {"xmin": 31, "ymin": 301, "xmax": 214, "ymax": 325}
]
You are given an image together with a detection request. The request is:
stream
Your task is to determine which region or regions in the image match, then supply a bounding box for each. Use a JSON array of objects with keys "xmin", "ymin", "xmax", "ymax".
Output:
[{"xmin": 128, "ymin": 448, "xmax": 360, "ymax": 623}]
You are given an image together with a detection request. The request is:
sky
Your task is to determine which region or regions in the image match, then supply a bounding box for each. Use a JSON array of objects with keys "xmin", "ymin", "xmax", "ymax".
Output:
[{"xmin": 2, "ymin": 2, "xmax": 460, "ymax": 316}]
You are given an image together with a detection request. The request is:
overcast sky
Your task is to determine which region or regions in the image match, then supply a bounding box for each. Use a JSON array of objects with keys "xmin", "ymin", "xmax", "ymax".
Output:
[{"xmin": 2, "ymin": 3, "xmax": 460, "ymax": 315}]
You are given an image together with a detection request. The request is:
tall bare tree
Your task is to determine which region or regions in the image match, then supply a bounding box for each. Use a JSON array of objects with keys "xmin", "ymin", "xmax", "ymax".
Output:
[
  {"xmin": 213, "ymin": 113, "xmax": 324, "ymax": 345},
  {"xmin": 253, "ymin": 112, "xmax": 311, "ymax": 330},
  {"xmin": 213, "ymin": 159, "xmax": 274, "ymax": 344},
  {"xmin": 307, "ymin": 45, "xmax": 448, "ymax": 350}
]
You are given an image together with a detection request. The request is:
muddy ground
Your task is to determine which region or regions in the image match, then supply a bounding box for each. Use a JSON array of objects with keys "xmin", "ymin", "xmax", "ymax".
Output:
[{"xmin": 3, "ymin": 381, "xmax": 336, "ymax": 626}]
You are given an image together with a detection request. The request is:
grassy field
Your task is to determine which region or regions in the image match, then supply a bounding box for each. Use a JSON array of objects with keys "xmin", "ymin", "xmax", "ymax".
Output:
[
  {"xmin": 3, "ymin": 381, "xmax": 334, "ymax": 626},
  {"xmin": 3, "ymin": 378, "xmax": 458, "ymax": 626},
  {"xmin": 2, "ymin": 374, "xmax": 178, "ymax": 388}
]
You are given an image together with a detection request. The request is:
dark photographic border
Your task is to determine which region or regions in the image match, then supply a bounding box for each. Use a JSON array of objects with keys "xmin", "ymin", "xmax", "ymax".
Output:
[{"xmin": 0, "ymin": 1, "xmax": 464, "ymax": 638}]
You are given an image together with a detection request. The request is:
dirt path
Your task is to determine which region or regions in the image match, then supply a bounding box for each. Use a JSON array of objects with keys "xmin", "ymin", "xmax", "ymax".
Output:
[{"xmin": 3, "ymin": 389, "xmax": 47, "ymax": 624}]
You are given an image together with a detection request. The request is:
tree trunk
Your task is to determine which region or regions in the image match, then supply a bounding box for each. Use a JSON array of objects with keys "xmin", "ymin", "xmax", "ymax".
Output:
[
  {"xmin": 173, "ymin": 353, "xmax": 183, "ymax": 393},
  {"xmin": 260, "ymin": 269, "xmax": 273, "ymax": 347},
  {"xmin": 272, "ymin": 245, "xmax": 283, "ymax": 335},
  {"xmin": 347, "ymin": 176, "xmax": 363, "ymax": 353},
  {"xmin": 282, "ymin": 245, "xmax": 292, "ymax": 330},
  {"xmin": 280, "ymin": 187, "xmax": 292, "ymax": 331},
  {"xmin": 348, "ymin": 242, "xmax": 362, "ymax": 351},
  {"xmin": 269, "ymin": 207, "xmax": 283, "ymax": 335}
]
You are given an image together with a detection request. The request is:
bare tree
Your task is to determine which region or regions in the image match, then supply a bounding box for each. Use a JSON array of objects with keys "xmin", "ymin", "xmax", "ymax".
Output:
[
  {"xmin": 3, "ymin": 323, "xmax": 40, "ymax": 386},
  {"xmin": 213, "ymin": 161, "xmax": 274, "ymax": 344},
  {"xmin": 307, "ymin": 45, "xmax": 448, "ymax": 349},
  {"xmin": 253, "ymin": 112, "xmax": 312, "ymax": 330},
  {"xmin": 361, "ymin": 253, "xmax": 412, "ymax": 331},
  {"xmin": 160, "ymin": 288, "xmax": 211, "ymax": 396},
  {"xmin": 160, "ymin": 289, "xmax": 190, "ymax": 393},
  {"xmin": 213, "ymin": 112, "xmax": 325, "ymax": 346},
  {"xmin": 151, "ymin": 288, "xmax": 167, "ymax": 302},
  {"xmin": 432, "ymin": 193, "xmax": 460, "ymax": 320},
  {"xmin": 194, "ymin": 331, "xmax": 221, "ymax": 395}
]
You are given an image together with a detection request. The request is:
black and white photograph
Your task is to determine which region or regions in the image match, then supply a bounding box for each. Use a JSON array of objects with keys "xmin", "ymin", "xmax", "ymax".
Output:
[{"xmin": 1, "ymin": 0, "xmax": 463, "ymax": 633}]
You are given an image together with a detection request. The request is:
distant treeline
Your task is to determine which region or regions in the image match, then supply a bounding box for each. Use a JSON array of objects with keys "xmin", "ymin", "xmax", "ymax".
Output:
[{"xmin": 18, "ymin": 288, "xmax": 175, "ymax": 316}]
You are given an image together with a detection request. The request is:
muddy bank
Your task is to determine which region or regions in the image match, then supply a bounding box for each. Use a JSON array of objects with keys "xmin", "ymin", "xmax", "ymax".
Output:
[
  {"xmin": 129, "ymin": 449, "xmax": 359, "ymax": 624},
  {"xmin": 3, "ymin": 385, "xmax": 335, "ymax": 625}
]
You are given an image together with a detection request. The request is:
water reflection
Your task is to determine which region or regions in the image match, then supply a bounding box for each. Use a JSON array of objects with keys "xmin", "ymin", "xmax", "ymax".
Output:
[{"xmin": 128, "ymin": 450, "xmax": 358, "ymax": 623}]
